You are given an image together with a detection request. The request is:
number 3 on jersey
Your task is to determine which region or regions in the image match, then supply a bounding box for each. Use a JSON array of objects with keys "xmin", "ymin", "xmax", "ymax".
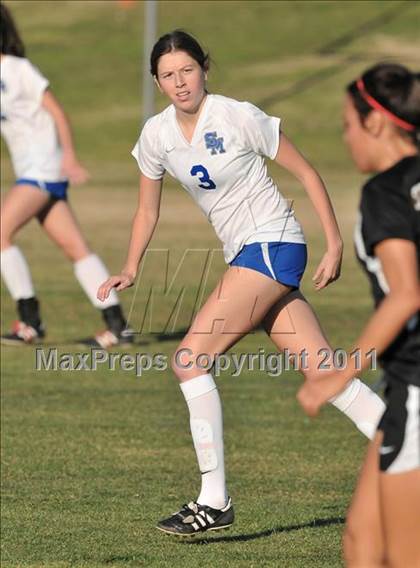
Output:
[{"xmin": 190, "ymin": 164, "xmax": 216, "ymax": 190}]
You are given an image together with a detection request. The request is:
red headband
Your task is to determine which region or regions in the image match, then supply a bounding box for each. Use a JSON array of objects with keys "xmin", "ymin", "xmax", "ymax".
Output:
[{"xmin": 356, "ymin": 78, "xmax": 415, "ymax": 132}]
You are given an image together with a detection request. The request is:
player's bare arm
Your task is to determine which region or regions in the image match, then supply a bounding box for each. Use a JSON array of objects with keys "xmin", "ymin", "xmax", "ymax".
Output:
[
  {"xmin": 274, "ymin": 133, "xmax": 343, "ymax": 290},
  {"xmin": 297, "ymin": 238, "xmax": 420, "ymax": 417},
  {"xmin": 97, "ymin": 174, "xmax": 162, "ymax": 300},
  {"xmin": 42, "ymin": 89, "xmax": 89, "ymax": 185}
]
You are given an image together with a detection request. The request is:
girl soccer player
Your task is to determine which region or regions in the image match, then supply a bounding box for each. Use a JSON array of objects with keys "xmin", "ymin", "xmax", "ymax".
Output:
[
  {"xmin": 0, "ymin": 3, "xmax": 132, "ymax": 348},
  {"xmin": 298, "ymin": 63, "xmax": 420, "ymax": 567},
  {"xmin": 98, "ymin": 30, "xmax": 386, "ymax": 536}
]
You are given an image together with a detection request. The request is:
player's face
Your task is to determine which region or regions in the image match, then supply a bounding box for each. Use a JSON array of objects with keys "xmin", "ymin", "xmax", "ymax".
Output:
[
  {"xmin": 343, "ymin": 95, "xmax": 375, "ymax": 173},
  {"xmin": 156, "ymin": 50, "xmax": 206, "ymax": 113}
]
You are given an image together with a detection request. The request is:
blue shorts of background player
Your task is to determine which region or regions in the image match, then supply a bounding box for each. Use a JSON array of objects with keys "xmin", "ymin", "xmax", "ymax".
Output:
[
  {"xmin": 16, "ymin": 178, "xmax": 69, "ymax": 200},
  {"xmin": 230, "ymin": 241, "xmax": 307, "ymax": 288}
]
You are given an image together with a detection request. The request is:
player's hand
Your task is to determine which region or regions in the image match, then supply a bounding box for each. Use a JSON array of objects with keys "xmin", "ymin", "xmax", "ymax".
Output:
[
  {"xmin": 297, "ymin": 369, "xmax": 352, "ymax": 417},
  {"xmin": 97, "ymin": 273, "xmax": 135, "ymax": 301},
  {"xmin": 61, "ymin": 154, "xmax": 90, "ymax": 185},
  {"xmin": 297, "ymin": 380, "xmax": 324, "ymax": 418},
  {"xmin": 312, "ymin": 244, "xmax": 342, "ymax": 290}
]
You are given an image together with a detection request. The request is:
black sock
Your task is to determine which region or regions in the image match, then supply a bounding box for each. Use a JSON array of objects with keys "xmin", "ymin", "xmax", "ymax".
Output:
[
  {"xmin": 17, "ymin": 297, "xmax": 42, "ymax": 329},
  {"xmin": 101, "ymin": 305, "xmax": 127, "ymax": 335}
]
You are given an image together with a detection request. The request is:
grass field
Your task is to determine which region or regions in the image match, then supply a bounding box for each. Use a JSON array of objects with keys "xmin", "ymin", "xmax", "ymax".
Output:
[{"xmin": 1, "ymin": 1, "xmax": 420, "ymax": 567}]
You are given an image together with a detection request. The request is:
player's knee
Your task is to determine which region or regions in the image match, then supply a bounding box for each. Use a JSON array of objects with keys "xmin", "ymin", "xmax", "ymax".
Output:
[
  {"xmin": 0, "ymin": 224, "xmax": 14, "ymax": 250},
  {"xmin": 171, "ymin": 344, "xmax": 210, "ymax": 381},
  {"xmin": 171, "ymin": 347, "xmax": 191, "ymax": 380},
  {"xmin": 64, "ymin": 242, "xmax": 91, "ymax": 262}
]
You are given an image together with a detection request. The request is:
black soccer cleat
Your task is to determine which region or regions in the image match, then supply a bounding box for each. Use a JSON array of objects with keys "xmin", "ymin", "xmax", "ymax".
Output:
[
  {"xmin": 1, "ymin": 320, "xmax": 45, "ymax": 345},
  {"xmin": 79, "ymin": 305, "xmax": 136, "ymax": 348},
  {"xmin": 78, "ymin": 327, "xmax": 135, "ymax": 349},
  {"xmin": 156, "ymin": 497, "xmax": 234, "ymax": 537}
]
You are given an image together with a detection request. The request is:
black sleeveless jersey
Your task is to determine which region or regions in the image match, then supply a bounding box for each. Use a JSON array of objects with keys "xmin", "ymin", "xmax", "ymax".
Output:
[{"xmin": 354, "ymin": 155, "xmax": 420, "ymax": 385}]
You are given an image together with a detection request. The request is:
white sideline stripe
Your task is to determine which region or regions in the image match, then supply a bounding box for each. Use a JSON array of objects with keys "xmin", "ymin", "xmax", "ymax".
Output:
[
  {"xmin": 261, "ymin": 242, "xmax": 276, "ymax": 280},
  {"xmin": 206, "ymin": 513, "xmax": 215, "ymax": 524},
  {"xmin": 192, "ymin": 522, "xmax": 199, "ymax": 530}
]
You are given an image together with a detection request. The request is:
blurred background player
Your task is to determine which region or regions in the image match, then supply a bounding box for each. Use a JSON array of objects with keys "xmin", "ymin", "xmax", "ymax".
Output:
[
  {"xmin": 98, "ymin": 30, "xmax": 385, "ymax": 536},
  {"xmin": 298, "ymin": 63, "xmax": 420, "ymax": 567},
  {"xmin": 0, "ymin": 3, "xmax": 132, "ymax": 348}
]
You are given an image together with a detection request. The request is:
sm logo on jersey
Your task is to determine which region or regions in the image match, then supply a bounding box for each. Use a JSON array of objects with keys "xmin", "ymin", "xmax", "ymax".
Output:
[{"xmin": 204, "ymin": 131, "xmax": 226, "ymax": 155}]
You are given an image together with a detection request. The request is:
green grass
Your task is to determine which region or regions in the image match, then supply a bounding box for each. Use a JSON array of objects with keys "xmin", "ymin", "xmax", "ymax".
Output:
[{"xmin": 1, "ymin": 1, "xmax": 419, "ymax": 566}]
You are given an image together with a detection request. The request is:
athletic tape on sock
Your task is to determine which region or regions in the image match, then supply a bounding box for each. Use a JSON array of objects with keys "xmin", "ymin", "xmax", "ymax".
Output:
[{"xmin": 191, "ymin": 418, "xmax": 218, "ymax": 472}]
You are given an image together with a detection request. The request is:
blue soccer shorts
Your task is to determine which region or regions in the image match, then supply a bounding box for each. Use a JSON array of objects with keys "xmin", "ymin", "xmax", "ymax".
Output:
[
  {"xmin": 16, "ymin": 178, "xmax": 69, "ymax": 200},
  {"xmin": 229, "ymin": 241, "xmax": 307, "ymax": 288}
]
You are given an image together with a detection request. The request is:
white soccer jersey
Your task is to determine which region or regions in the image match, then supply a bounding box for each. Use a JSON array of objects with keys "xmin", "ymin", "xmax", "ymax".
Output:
[
  {"xmin": 132, "ymin": 94, "xmax": 305, "ymax": 263},
  {"xmin": 0, "ymin": 55, "xmax": 64, "ymax": 181}
]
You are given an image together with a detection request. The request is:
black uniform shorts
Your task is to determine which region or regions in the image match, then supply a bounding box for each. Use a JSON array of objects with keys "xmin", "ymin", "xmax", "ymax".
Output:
[{"xmin": 377, "ymin": 380, "xmax": 420, "ymax": 473}]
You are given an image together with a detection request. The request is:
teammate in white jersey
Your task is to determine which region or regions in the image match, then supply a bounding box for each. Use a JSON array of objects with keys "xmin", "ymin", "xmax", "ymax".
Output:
[
  {"xmin": 0, "ymin": 3, "xmax": 132, "ymax": 348},
  {"xmin": 98, "ymin": 30, "xmax": 385, "ymax": 536}
]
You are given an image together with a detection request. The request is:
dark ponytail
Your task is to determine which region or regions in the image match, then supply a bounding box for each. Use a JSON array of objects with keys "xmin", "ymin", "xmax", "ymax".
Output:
[
  {"xmin": 0, "ymin": 2, "xmax": 25, "ymax": 57},
  {"xmin": 347, "ymin": 63, "xmax": 420, "ymax": 148},
  {"xmin": 150, "ymin": 29, "xmax": 209, "ymax": 77}
]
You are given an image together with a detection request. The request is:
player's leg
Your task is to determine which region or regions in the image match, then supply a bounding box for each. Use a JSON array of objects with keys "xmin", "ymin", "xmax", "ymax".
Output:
[
  {"xmin": 379, "ymin": 383, "xmax": 420, "ymax": 568},
  {"xmin": 157, "ymin": 266, "xmax": 292, "ymax": 536},
  {"xmin": 37, "ymin": 197, "xmax": 90, "ymax": 261},
  {"xmin": 381, "ymin": 470, "xmax": 420, "ymax": 568},
  {"xmin": 343, "ymin": 432, "xmax": 386, "ymax": 567},
  {"xmin": 173, "ymin": 265, "xmax": 292, "ymax": 380},
  {"xmin": 263, "ymin": 290, "xmax": 385, "ymax": 438},
  {"xmin": 345, "ymin": 383, "xmax": 420, "ymax": 567},
  {"xmin": 37, "ymin": 199, "xmax": 132, "ymax": 346},
  {"xmin": 1, "ymin": 184, "xmax": 50, "ymax": 344}
]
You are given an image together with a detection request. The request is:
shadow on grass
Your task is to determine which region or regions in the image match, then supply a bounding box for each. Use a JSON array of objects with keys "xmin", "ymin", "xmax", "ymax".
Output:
[
  {"xmin": 102, "ymin": 517, "xmax": 345, "ymax": 562},
  {"xmin": 17, "ymin": 329, "xmax": 190, "ymax": 348},
  {"xmin": 185, "ymin": 516, "xmax": 345, "ymax": 545}
]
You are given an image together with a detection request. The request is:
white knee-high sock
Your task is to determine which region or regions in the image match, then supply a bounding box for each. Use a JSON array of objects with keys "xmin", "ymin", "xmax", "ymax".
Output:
[
  {"xmin": 180, "ymin": 373, "xmax": 228, "ymax": 509},
  {"xmin": 74, "ymin": 254, "xmax": 119, "ymax": 309},
  {"xmin": 1, "ymin": 245, "xmax": 35, "ymax": 300},
  {"xmin": 329, "ymin": 378, "xmax": 385, "ymax": 439}
]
